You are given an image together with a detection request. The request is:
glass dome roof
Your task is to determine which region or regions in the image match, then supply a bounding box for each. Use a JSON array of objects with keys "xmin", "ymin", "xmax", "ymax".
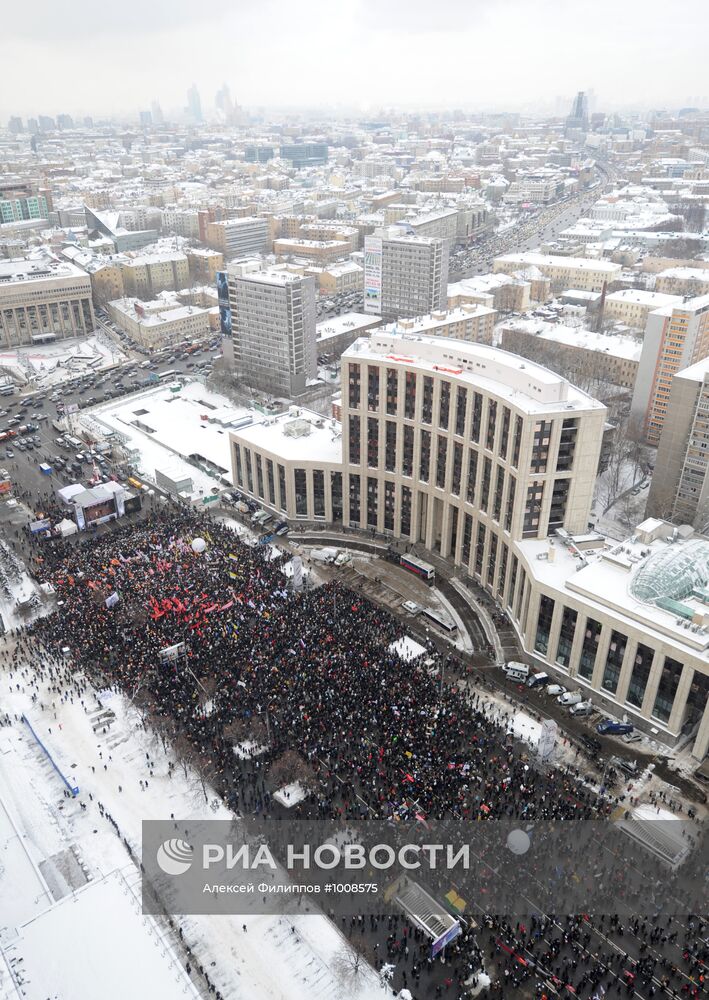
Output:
[{"xmin": 630, "ymin": 539, "xmax": 709, "ymax": 604}]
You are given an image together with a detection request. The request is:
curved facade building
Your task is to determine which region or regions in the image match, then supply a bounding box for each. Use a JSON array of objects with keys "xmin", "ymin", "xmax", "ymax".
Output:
[{"xmin": 230, "ymin": 333, "xmax": 709, "ymax": 759}]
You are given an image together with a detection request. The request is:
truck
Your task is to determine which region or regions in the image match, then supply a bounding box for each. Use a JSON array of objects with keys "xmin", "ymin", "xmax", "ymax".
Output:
[
  {"xmin": 309, "ymin": 547, "xmax": 339, "ymax": 565},
  {"xmin": 39, "ymin": 462, "xmax": 53, "ymax": 475}
]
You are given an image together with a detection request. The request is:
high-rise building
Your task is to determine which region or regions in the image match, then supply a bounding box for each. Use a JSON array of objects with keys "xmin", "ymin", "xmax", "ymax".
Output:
[
  {"xmin": 56, "ymin": 113, "xmax": 74, "ymax": 130},
  {"xmin": 215, "ymin": 83, "xmax": 234, "ymax": 121},
  {"xmin": 38, "ymin": 115, "xmax": 56, "ymax": 132},
  {"xmin": 0, "ymin": 183, "xmax": 50, "ymax": 224},
  {"xmin": 139, "ymin": 111, "xmax": 152, "ymax": 128},
  {"xmin": 186, "ymin": 84, "xmax": 202, "ymax": 123},
  {"xmin": 205, "ymin": 217, "xmax": 269, "ymax": 258},
  {"xmin": 27, "ymin": 118, "xmax": 38, "ymax": 134},
  {"xmin": 647, "ymin": 357, "xmax": 709, "ymax": 526},
  {"xmin": 7, "ymin": 117, "xmax": 23, "ymax": 134},
  {"xmin": 151, "ymin": 101, "xmax": 164, "ymax": 125},
  {"xmin": 364, "ymin": 228, "xmax": 448, "ymax": 322},
  {"xmin": 228, "ymin": 268, "xmax": 317, "ymax": 397},
  {"xmin": 566, "ymin": 91, "xmax": 589, "ymax": 130},
  {"xmin": 279, "ymin": 142, "xmax": 328, "ymax": 167},
  {"xmin": 631, "ymin": 294, "xmax": 709, "ymax": 445}
]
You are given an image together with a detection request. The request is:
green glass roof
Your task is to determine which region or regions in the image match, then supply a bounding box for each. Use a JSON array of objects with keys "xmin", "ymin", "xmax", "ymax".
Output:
[{"xmin": 630, "ymin": 539, "xmax": 709, "ymax": 605}]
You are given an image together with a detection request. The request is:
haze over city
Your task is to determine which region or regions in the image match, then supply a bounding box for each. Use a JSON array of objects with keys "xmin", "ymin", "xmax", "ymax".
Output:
[{"xmin": 1, "ymin": 0, "xmax": 707, "ymax": 118}]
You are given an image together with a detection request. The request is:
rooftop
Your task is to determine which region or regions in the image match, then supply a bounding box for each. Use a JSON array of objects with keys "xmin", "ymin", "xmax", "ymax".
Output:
[
  {"xmin": 316, "ymin": 312, "xmax": 380, "ymax": 341},
  {"xmin": 0, "ymin": 257, "xmax": 88, "ymax": 285},
  {"xmin": 231, "ymin": 408, "xmax": 343, "ymax": 464},
  {"xmin": 345, "ymin": 333, "xmax": 605, "ymax": 413},
  {"xmin": 503, "ymin": 319, "xmax": 642, "ymax": 362},
  {"xmin": 605, "ymin": 289, "xmax": 683, "ymax": 307},
  {"xmin": 494, "ymin": 251, "xmax": 622, "ymax": 273}
]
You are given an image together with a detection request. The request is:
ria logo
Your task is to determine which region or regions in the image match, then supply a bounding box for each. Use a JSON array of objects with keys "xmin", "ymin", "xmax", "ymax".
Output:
[{"xmin": 156, "ymin": 838, "xmax": 194, "ymax": 876}]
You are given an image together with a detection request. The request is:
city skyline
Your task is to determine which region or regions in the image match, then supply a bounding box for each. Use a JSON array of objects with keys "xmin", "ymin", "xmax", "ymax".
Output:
[{"xmin": 1, "ymin": 0, "xmax": 707, "ymax": 120}]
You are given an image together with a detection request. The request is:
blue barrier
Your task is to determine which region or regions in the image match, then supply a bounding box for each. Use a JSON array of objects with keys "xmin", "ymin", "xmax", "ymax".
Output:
[{"xmin": 21, "ymin": 714, "xmax": 79, "ymax": 797}]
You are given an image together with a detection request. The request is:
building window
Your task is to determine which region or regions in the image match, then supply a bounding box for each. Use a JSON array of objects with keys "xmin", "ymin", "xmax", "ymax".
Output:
[
  {"xmin": 455, "ymin": 386, "xmax": 467, "ymax": 436},
  {"xmin": 422, "ymin": 376, "xmax": 433, "ymax": 424},
  {"xmin": 294, "ymin": 468, "xmax": 307, "ymax": 517},
  {"xmin": 349, "ymin": 474, "xmax": 360, "ymax": 524},
  {"xmin": 462, "ymin": 513, "xmax": 473, "ymax": 563},
  {"xmin": 386, "ymin": 368, "xmax": 398, "ymax": 415},
  {"xmin": 438, "ymin": 381, "xmax": 450, "ymax": 430},
  {"xmin": 385, "ymin": 421, "xmax": 397, "ymax": 472},
  {"xmin": 555, "ymin": 606, "xmax": 578, "ymax": 668},
  {"xmin": 474, "ymin": 523, "xmax": 486, "ymax": 577},
  {"xmin": 500, "ymin": 406, "xmax": 511, "ymax": 461},
  {"xmin": 233, "ymin": 443, "xmax": 242, "ymax": 486},
  {"xmin": 627, "ymin": 643, "xmax": 653, "ymax": 708},
  {"xmin": 436, "ymin": 436, "xmax": 447, "ymax": 489},
  {"xmin": 652, "ymin": 657, "xmax": 684, "ymax": 723},
  {"xmin": 548, "ymin": 478, "xmax": 570, "ymax": 530},
  {"xmin": 331, "ymin": 471, "xmax": 342, "ymax": 521},
  {"xmin": 557, "ymin": 417, "xmax": 578, "ymax": 472},
  {"xmin": 471, "ymin": 392, "xmax": 483, "ymax": 443},
  {"xmin": 278, "ymin": 464, "xmax": 286, "ymax": 511},
  {"xmin": 452, "ymin": 442, "xmax": 463, "ymax": 496},
  {"xmin": 535, "ymin": 593, "xmax": 555, "ymax": 655},
  {"xmin": 420, "ymin": 429, "xmax": 431, "ymax": 482},
  {"xmin": 492, "ymin": 465, "xmax": 505, "ymax": 522},
  {"xmin": 498, "ymin": 542, "xmax": 508, "ymax": 600},
  {"xmin": 266, "ymin": 459, "xmax": 275, "ymax": 504},
  {"xmin": 313, "ymin": 470, "xmax": 325, "ymax": 517},
  {"xmin": 508, "ymin": 554, "xmax": 518, "ymax": 612},
  {"xmin": 512, "ymin": 415, "xmax": 523, "ymax": 468},
  {"xmin": 487, "ymin": 533, "xmax": 497, "ymax": 588},
  {"xmin": 404, "ymin": 372, "xmax": 416, "ymax": 419},
  {"xmin": 486, "ymin": 399, "xmax": 497, "ymax": 451},
  {"xmin": 367, "ymin": 417, "xmax": 379, "ymax": 468},
  {"xmin": 480, "ymin": 457, "xmax": 492, "ymax": 514},
  {"xmin": 579, "ymin": 618, "xmax": 602, "ymax": 680},
  {"xmin": 401, "ymin": 485, "xmax": 412, "ymax": 537},
  {"xmin": 366, "ymin": 477, "xmax": 378, "ymax": 527},
  {"xmin": 367, "ymin": 365, "xmax": 380, "ymax": 411},
  {"xmin": 449, "ymin": 504, "xmax": 459, "ymax": 555},
  {"xmin": 243, "ymin": 447, "xmax": 253, "ymax": 494},
  {"xmin": 256, "ymin": 457, "xmax": 265, "ymax": 499},
  {"xmin": 466, "ymin": 450, "xmax": 478, "ymax": 505},
  {"xmin": 349, "ymin": 415, "xmax": 361, "ymax": 465},
  {"xmin": 384, "ymin": 480, "xmax": 395, "ymax": 531},
  {"xmin": 531, "ymin": 420, "xmax": 552, "ymax": 474},
  {"xmin": 601, "ymin": 630, "xmax": 627, "ymax": 695},
  {"xmin": 504, "ymin": 476, "xmax": 516, "ymax": 533},
  {"xmin": 523, "ymin": 481, "xmax": 544, "ymax": 537},
  {"xmin": 403, "ymin": 425, "xmax": 414, "ymax": 477},
  {"xmin": 348, "ymin": 363, "xmax": 360, "ymax": 408}
]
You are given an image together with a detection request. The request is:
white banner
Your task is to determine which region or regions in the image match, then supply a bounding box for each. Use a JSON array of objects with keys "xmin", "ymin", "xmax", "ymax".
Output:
[
  {"xmin": 538, "ymin": 718, "xmax": 558, "ymax": 761},
  {"xmin": 292, "ymin": 556, "xmax": 303, "ymax": 591}
]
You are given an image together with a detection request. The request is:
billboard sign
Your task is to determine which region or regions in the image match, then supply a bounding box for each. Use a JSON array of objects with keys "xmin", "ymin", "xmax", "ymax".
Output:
[
  {"xmin": 363, "ymin": 236, "xmax": 382, "ymax": 315},
  {"xmin": 74, "ymin": 505, "xmax": 86, "ymax": 531},
  {"xmin": 159, "ymin": 641, "xmax": 187, "ymax": 664},
  {"xmin": 29, "ymin": 517, "xmax": 51, "ymax": 533},
  {"xmin": 217, "ymin": 272, "xmax": 232, "ymax": 338}
]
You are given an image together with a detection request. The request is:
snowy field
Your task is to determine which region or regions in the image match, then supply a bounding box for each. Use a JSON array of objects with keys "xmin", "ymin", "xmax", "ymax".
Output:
[
  {"xmin": 0, "ymin": 653, "xmax": 387, "ymax": 1000},
  {"xmin": 0, "ymin": 335, "xmax": 127, "ymax": 390}
]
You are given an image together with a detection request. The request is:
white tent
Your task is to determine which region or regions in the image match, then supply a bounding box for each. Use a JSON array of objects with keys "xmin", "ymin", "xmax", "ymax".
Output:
[{"xmin": 56, "ymin": 517, "xmax": 78, "ymax": 537}]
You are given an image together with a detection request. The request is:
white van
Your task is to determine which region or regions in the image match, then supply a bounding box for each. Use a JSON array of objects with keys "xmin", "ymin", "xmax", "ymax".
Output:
[
  {"xmin": 503, "ymin": 661, "xmax": 529, "ymax": 682},
  {"xmin": 558, "ymin": 690, "xmax": 583, "ymax": 707}
]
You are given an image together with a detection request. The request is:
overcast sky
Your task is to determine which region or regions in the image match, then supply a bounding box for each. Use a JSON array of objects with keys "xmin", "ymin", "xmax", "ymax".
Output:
[{"xmin": 1, "ymin": 0, "xmax": 707, "ymax": 121}]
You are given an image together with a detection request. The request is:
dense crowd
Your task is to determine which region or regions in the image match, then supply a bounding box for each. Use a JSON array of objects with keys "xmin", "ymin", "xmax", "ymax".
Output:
[{"xmin": 12, "ymin": 508, "xmax": 707, "ymax": 998}]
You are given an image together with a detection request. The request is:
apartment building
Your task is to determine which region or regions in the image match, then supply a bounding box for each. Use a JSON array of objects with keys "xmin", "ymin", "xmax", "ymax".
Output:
[
  {"xmin": 493, "ymin": 252, "xmax": 622, "ymax": 293},
  {"xmin": 655, "ymin": 267, "xmax": 709, "ymax": 297},
  {"xmin": 0, "ymin": 258, "xmax": 94, "ymax": 347},
  {"xmin": 107, "ymin": 296, "xmax": 210, "ymax": 350},
  {"xmin": 120, "ymin": 252, "xmax": 190, "ymax": 299},
  {"xmin": 631, "ymin": 294, "xmax": 709, "ymax": 445},
  {"xmin": 364, "ymin": 229, "xmax": 448, "ymax": 321},
  {"xmin": 227, "ymin": 269, "xmax": 317, "ymax": 397},
  {"xmin": 186, "ymin": 248, "xmax": 224, "ymax": 285},
  {"xmin": 205, "ymin": 217, "xmax": 269, "ymax": 258},
  {"xmin": 161, "ymin": 206, "xmax": 200, "ymax": 239},
  {"xmin": 381, "ymin": 303, "xmax": 497, "ymax": 345},
  {"xmin": 272, "ymin": 239, "xmax": 349, "ymax": 265},
  {"xmin": 603, "ymin": 289, "xmax": 682, "ymax": 329}
]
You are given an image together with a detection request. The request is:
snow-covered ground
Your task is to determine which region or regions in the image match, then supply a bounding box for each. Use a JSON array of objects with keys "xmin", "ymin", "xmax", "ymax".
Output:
[
  {"xmin": 0, "ymin": 655, "xmax": 388, "ymax": 1000},
  {"xmin": 388, "ymin": 635, "xmax": 427, "ymax": 662},
  {"xmin": 0, "ymin": 335, "xmax": 127, "ymax": 391}
]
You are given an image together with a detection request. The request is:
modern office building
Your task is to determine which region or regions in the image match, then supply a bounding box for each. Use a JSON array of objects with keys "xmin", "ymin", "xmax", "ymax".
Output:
[
  {"xmin": 186, "ymin": 84, "xmax": 203, "ymax": 123},
  {"xmin": 227, "ymin": 268, "xmax": 317, "ymax": 397},
  {"xmin": 229, "ymin": 332, "xmax": 709, "ymax": 757},
  {"xmin": 364, "ymin": 229, "xmax": 448, "ymax": 321},
  {"xmin": 280, "ymin": 143, "xmax": 328, "ymax": 167},
  {"xmin": 205, "ymin": 217, "xmax": 269, "ymax": 258},
  {"xmin": 631, "ymin": 294, "xmax": 709, "ymax": 445},
  {"xmin": 647, "ymin": 357, "xmax": 709, "ymax": 526},
  {"xmin": 0, "ymin": 258, "xmax": 94, "ymax": 346},
  {"xmin": 566, "ymin": 91, "xmax": 589, "ymax": 131},
  {"xmin": 245, "ymin": 146, "xmax": 275, "ymax": 163},
  {"xmin": 0, "ymin": 183, "xmax": 50, "ymax": 224}
]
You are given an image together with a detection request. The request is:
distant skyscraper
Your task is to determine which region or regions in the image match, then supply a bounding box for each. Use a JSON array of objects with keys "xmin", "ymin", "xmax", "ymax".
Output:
[
  {"xmin": 27, "ymin": 118, "xmax": 38, "ymax": 134},
  {"xmin": 57, "ymin": 113, "xmax": 74, "ymax": 130},
  {"xmin": 151, "ymin": 100, "xmax": 164, "ymax": 125},
  {"xmin": 8, "ymin": 117, "xmax": 23, "ymax": 134},
  {"xmin": 215, "ymin": 83, "xmax": 234, "ymax": 118},
  {"xmin": 38, "ymin": 115, "xmax": 56, "ymax": 132},
  {"xmin": 186, "ymin": 84, "xmax": 203, "ymax": 123},
  {"xmin": 139, "ymin": 110, "xmax": 153, "ymax": 128},
  {"xmin": 566, "ymin": 91, "xmax": 589, "ymax": 131}
]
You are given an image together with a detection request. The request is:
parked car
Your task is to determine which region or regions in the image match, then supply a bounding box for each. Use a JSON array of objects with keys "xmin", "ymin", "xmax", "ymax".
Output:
[
  {"xmin": 596, "ymin": 720, "xmax": 634, "ymax": 736},
  {"xmin": 569, "ymin": 701, "xmax": 594, "ymax": 717},
  {"xmin": 558, "ymin": 690, "xmax": 582, "ymax": 706},
  {"xmin": 621, "ymin": 731, "xmax": 643, "ymax": 744},
  {"xmin": 546, "ymin": 683, "xmax": 567, "ymax": 696}
]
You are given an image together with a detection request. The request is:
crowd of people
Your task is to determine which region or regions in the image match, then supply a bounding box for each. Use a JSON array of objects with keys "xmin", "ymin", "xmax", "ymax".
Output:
[{"xmin": 9, "ymin": 507, "xmax": 706, "ymax": 998}]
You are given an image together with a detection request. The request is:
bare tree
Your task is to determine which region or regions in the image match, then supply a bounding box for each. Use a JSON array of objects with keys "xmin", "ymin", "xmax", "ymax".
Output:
[
  {"xmin": 269, "ymin": 749, "xmax": 315, "ymax": 792},
  {"xmin": 332, "ymin": 940, "xmax": 377, "ymax": 995}
]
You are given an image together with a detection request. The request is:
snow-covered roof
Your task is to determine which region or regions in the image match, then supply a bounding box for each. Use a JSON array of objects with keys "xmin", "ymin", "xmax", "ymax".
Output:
[
  {"xmin": 232, "ymin": 410, "xmax": 343, "ymax": 464},
  {"xmin": 503, "ymin": 319, "xmax": 642, "ymax": 362}
]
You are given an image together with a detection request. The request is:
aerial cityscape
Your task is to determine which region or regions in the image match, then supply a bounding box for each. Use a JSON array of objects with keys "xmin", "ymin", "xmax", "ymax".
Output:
[{"xmin": 0, "ymin": 3, "xmax": 708, "ymax": 999}]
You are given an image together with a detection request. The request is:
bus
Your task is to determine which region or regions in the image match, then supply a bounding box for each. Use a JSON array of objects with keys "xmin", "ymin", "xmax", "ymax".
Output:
[
  {"xmin": 422, "ymin": 606, "xmax": 458, "ymax": 634},
  {"xmin": 400, "ymin": 554, "xmax": 435, "ymax": 584},
  {"xmin": 127, "ymin": 476, "xmax": 144, "ymax": 491},
  {"xmin": 158, "ymin": 369, "xmax": 181, "ymax": 381}
]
